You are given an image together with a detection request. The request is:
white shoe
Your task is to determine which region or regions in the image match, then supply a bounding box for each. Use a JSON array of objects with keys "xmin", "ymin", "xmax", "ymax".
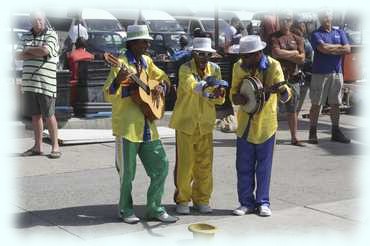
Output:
[
  {"xmin": 154, "ymin": 212, "xmax": 178, "ymax": 223},
  {"xmin": 194, "ymin": 204, "xmax": 212, "ymax": 214},
  {"xmin": 176, "ymin": 203, "xmax": 190, "ymax": 215},
  {"xmin": 123, "ymin": 214, "xmax": 140, "ymax": 224},
  {"xmin": 232, "ymin": 206, "xmax": 255, "ymax": 216},
  {"xmin": 258, "ymin": 205, "xmax": 272, "ymax": 217}
]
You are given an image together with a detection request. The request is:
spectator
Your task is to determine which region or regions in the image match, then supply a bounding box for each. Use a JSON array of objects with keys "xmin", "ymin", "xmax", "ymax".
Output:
[
  {"xmin": 16, "ymin": 11, "xmax": 61, "ymax": 159},
  {"xmin": 68, "ymin": 37, "xmax": 94, "ymax": 82},
  {"xmin": 270, "ymin": 10, "xmax": 306, "ymax": 146},
  {"xmin": 67, "ymin": 37, "xmax": 94, "ymax": 105},
  {"xmin": 260, "ymin": 13, "xmax": 279, "ymax": 55},
  {"xmin": 224, "ymin": 17, "xmax": 241, "ymax": 53},
  {"xmin": 308, "ymin": 9, "xmax": 351, "ymax": 144},
  {"xmin": 291, "ymin": 15, "xmax": 314, "ymax": 114},
  {"xmin": 68, "ymin": 18, "xmax": 88, "ymax": 48}
]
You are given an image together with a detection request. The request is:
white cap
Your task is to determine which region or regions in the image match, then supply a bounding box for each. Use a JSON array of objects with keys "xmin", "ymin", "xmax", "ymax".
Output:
[
  {"xmin": 191, "ymin": 37, "xmax": 216, "ymax": 53},
  {"xmin": 230, "ymin": 35, "xmax": 266, "ymax": 54},
  {"xmin": 126, "ymin": 25, "xmax": 153, "ymax": 41}
]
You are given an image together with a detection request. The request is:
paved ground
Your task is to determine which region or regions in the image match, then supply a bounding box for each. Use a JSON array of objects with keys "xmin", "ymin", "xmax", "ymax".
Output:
[{"xmin": 7, "ymin": 110, "xmax": 370, "ymax": 245}]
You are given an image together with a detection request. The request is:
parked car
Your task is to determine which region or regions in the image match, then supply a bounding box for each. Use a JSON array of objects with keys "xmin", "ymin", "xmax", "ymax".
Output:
[
  {"xmin": 195, "ymin": 10, "xmax": 261, "ymax": 35},
  {"xmin": 73, "ymin": 8, "xmax": 126, "ymax": 38},
  {"xmin": 174, "ymin": 16, "xmax": 228, "ymax": 50},
  {"xmin": 86, "ymin": 31, "xmax": 126, "ymax": 57},
  {"xmin": 59, "ymin": 30, "xmax": 125, "ymax": 69}
]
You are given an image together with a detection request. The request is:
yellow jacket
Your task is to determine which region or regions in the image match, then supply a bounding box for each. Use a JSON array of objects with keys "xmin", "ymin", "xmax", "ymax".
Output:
[
  {"xmin": 103, "ymin": 51, "xmax": 170, "ymax": 142},
  {"xmin": 169, "ymin": 59, "xmax": 225, "ymax": 135},
  {"xmin": 230, "ymin": 56, "xmax": 291, "ymax": 144}
]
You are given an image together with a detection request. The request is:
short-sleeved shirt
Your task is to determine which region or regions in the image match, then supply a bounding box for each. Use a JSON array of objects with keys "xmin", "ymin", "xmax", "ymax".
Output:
[
  {"xmin": 68, "ymin": 48, "xmax": 94, "ymax": 81},
  {"xmin": 270, "ymin": 31, "xmax": 304, "ymax": 81},
  {"xmin": 224, "ymin": 25, "xmax": 237, "ymax": 44},
  {"xmin": 18, "ymin": 28, "xmax": 60, "ymax": 98},
  {"xmin": 310, "ymin": 26, "xmax": 349, "ymax": 74}
]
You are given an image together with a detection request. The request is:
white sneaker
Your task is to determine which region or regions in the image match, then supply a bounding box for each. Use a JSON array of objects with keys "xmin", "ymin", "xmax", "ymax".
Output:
[
  {"xmin": 176, "ymin": 203, "xmax": 190, "ymax": 215},
  {"xmin": 123, "ymin": 214, "xmax": 140, "ymax": 224},
  {"xmin": 258, "ymin": 205, "xmax": 272, "ymax": 217},
  {"xmin": 194, "ymin": 204, "xmax": 212, "ymax": 214},
  {"xmin": 154, "ymin": 212, "xmax": 178, "ymax": 223},
  {"xmin": 232, "ymin": 206, "xmax": 255, "ymax": 216}
]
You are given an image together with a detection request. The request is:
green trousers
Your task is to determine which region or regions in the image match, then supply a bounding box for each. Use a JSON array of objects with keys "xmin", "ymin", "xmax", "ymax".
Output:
[{"xmin": 115, "ymin": 137, "xmax": 169, "ymax": 218}]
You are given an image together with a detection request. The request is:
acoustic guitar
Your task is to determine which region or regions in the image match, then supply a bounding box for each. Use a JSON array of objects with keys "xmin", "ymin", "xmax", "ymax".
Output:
[{"xmin": 104, "ymin": 52, "xmax": 165, "ymax": 121}]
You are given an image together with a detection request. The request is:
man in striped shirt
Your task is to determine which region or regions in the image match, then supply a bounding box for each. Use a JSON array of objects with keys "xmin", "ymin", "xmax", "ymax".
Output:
[{"xmin": 16, "ymin": 11, "xmax": 61, "ymax": 159}]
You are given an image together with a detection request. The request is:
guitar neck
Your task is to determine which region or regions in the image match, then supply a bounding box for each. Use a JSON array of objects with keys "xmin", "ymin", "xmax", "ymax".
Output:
[{"xmin": 119, "ymin": 63, "xmax": 150, "ymax": 94}]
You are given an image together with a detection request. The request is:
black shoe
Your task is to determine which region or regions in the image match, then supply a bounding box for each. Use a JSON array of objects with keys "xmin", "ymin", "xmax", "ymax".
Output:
[
  {"xmin": 331, "ymin": 128, "xmax": 351, "ymax": 143},
  {"xmin": 308, "ymin": 127, "xmax": 318, "ymax": 144}
]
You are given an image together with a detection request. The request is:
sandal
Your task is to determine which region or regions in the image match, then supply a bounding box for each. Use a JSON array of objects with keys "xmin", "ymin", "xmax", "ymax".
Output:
[
  {"xmin": 291, "ymin": 139, "xmax": 306, "ymax": 147},
  {"xmin": 48, "ymin": 151, "xmax": 62, "ymax": 159},
  {"xmin": 21, "ymin": 148, "xmax": 43, "ymax": 157}
]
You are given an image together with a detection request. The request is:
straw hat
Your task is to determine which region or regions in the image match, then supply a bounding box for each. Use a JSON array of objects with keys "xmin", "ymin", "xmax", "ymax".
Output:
[
  {"xmin": 230, "ymin": 35, "xmax": 266, "ymax": 54},
  {"xmin": 192, "ymin": 37, "xmax": 216, "ymax": 53},
  {"xmin": 126, "ymin": 25, "xmax": 153, "ymax": 41}
]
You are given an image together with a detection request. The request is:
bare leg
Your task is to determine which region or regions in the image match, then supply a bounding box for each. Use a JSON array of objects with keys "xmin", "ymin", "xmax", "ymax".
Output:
[
  {"xmin": 32, "ymin": 115, "xmax": 43, "ymax": 152},
  {"xmin": 308, "ymin": 104, "xmax": 321, "ymax": 143},
  {"xmin": 329, "ymin": 104, "xmax": 340, "ymax": 127},
  {"xmin": 287, "ymin": 112, "xmax": 298, "ymax": 141},
  {"xmin": 309, "ymin": 104, "xmax": 321, "ymax": 128},
  {"xmin": 45, "ymin": 115, "xmax": 60, "ymax": 152}
]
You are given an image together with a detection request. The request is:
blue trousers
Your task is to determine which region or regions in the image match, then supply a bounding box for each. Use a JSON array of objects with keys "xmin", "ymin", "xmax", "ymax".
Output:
[{"xmin": 236, "ymin": 134, "xmax": 275, "ymax": 208}]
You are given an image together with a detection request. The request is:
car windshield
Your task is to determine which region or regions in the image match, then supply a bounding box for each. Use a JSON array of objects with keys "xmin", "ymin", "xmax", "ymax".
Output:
[
  {"xmin": 87, "ymin": 32, "xmax": 125, "ymax": 53},
  {"xmin": 85, "ymin": 19, "xmax": 123, "ymax": 32},
  {"xmin": 201, "ymin": 19, "xmax": 229, "ymax": 34},
  {"xmin": 148, "ymin": 20, "xmax": 184, "ymax": 33}
]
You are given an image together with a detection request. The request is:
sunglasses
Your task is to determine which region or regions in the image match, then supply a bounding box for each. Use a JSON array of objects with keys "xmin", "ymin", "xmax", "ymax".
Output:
[
  {"xmin": 194, "ymin": 52, "xmax": 213, "ymax": 58},
  {"xmin": 240, "ymin": 51, "xmax": 259, "ymax": 59}
]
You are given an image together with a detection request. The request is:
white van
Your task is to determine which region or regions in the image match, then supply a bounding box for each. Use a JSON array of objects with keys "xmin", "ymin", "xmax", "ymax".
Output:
[
  {"xmin": 196, "ymin": 10, "xmax": 261, "ymax": 35},
  {"xmin": 71, "ymin": 8, "xmax": 126, "ymax": 38}
]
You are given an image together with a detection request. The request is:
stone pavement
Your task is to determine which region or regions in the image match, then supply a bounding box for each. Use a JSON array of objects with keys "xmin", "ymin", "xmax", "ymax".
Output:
[{"xmin": 8, "ymin": 112, "xmax": 370, "ymax": 245}]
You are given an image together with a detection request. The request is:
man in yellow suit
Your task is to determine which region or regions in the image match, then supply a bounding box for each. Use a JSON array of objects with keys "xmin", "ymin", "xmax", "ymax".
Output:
[
  {"xmin": 103, "ymin": 25, "xmax": 178, "ymax": 224},
  {"xmin": 230, "ymin": 35, "xmax": 291, "ymax": 217},
  {"xmin": 169, "ymin": 37, "xmax": 228, "ymax": 215}
]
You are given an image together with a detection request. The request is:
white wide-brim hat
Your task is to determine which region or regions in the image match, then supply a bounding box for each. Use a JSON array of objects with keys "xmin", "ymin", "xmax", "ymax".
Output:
[
  {"xmin": 191, "ymin": 37, "xmax": 216, "ymax": 53},
  {"xmin": 229, "ymin": 35, "xmax": 266, "ymax": 54},
  {"xmin": 126, "ymin": 25, "xmax": 153, "ymax": 41}
]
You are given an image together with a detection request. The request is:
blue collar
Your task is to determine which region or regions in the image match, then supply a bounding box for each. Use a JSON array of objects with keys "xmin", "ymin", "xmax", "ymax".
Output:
[
  {"xmin": 125, "ymin": 50, "xmax": 148, "ymax": 69},
  {"xmin": 318, "ymin": 26, "xmax": 337, "ymax": 33},
  {"xmin": 241, "ymin": 54, "xmax": 269, "ymax": 72}
]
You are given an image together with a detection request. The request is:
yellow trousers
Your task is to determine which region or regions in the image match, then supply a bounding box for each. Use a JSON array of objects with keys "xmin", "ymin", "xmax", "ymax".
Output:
[{"xmin": 174, "ymin": 129, "xmax": 213, "ymax": 205}]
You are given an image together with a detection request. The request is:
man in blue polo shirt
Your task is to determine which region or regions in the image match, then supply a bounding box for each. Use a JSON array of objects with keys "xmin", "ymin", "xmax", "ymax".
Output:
[{"xmin": 308, "ymin": 9, "xmax": 351, "ymax": 144}]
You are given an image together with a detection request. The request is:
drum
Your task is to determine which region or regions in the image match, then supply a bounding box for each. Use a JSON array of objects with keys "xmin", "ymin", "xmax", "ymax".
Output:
[{"xmin": 239, "ymin": 76, "xmax": 265, "ymax": 114}]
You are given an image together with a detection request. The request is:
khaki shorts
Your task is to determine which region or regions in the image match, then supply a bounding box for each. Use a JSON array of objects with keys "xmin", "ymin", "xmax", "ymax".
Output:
[
  {"xmin": 309, "ymin": 73, "xmax": 343, "ymax": 106},
  {"xmin": 23, "ymin": 91, "xmax": 56, "ymax": 117}
]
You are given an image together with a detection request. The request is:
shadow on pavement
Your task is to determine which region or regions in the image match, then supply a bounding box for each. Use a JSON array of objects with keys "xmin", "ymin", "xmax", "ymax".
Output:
[{"xmin": 14, "ymin": 204, "xmax": 232, "ymax": 229}]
